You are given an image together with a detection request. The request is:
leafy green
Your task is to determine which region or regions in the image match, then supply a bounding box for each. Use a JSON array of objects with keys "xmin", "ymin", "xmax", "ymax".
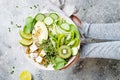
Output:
[
  {"xmin": 23, "ymin": 16, "xmax": 37, "ymax": 34},
  {"xmin": 54, "ymin": 57, "xmax": 66, "ymax": 63},
  {"xmin": 54, "ymin": 62, "xmax": 65, "ymax": 70},
  {"xmin": 53, "ymin": 57, "xmax": 66, "ymax": 70},
  {"xmin": 23, "ymin": 17, "xmax": 34, "ymax": 34},
  {"xmin": 25, "ymin": 16, "xmax": 33, "ymax": 25},
  {"xmin": 70, "ymin": 24, "xmax": 80, "ymax": 39}
]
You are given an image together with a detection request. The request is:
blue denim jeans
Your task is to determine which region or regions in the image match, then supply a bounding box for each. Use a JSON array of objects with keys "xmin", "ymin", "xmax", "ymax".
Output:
[{"xmin": 80, "ymin": 23, "xmax": 120, "ymax": 60}]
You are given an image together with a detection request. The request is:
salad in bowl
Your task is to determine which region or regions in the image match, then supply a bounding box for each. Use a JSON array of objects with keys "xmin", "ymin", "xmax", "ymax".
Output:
[{"xmin": 19, "ymin": 12, "xmax": 80, "ymax": 70}]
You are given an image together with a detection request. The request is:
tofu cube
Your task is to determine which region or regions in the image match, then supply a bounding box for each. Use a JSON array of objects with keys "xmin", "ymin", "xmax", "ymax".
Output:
[
  {"xmin": 39, "ymin": 50, "xmax": 46, "ymax": 57},
  {"xmin": 35, "ymin": 56, "xmax": 43, "ymax": 63},
  {"xmin": 30, "ymin": 53, "xmax": 38, "ymax": 59},
  {"xmin": 30, "ymin": 43, "xmax": 38, "ymax": 52}
]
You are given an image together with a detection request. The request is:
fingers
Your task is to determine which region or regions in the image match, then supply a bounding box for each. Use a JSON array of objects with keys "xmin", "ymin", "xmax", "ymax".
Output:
[{"xmin": 80, "ymin": 41, "xmax": 120, "ymax": 60}]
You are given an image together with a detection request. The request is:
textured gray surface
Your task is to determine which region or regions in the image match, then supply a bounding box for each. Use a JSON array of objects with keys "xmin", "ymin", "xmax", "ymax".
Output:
[{"xmin": 0, "ymin": 0, "xmax": 120, "ymax": 80}]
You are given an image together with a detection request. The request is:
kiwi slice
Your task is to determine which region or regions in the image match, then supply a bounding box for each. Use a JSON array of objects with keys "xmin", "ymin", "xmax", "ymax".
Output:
[{"xmin": 58, "ymin": 45, "xmax": 72, "ymax": 59}]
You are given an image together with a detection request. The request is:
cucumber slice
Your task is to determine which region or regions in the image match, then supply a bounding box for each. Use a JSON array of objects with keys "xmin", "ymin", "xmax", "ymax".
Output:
[
  {"xmin": 19, "ymin": 30, "xmax": 32, "ymax": 40},
  {"xmin": 35, "ymin": 13, "xmax": 45, "ymax": 21},
  {"xmin": 49, "ymin": 13, "xmax": 59, "ymax": 20},
  {"xmin": 72, "ymin": 47, "xmax": 78, "ymax": 56},
  {"xmin": 19, "ymin": 38, "xmax": 32, "ymax": 46},
  {"xmin": 44, "ymin": 17, "xmax": 53, "ymax": 25},
  {"xmin": 60, "ymin": 23, "xmax": 70, "ymax": 31}
]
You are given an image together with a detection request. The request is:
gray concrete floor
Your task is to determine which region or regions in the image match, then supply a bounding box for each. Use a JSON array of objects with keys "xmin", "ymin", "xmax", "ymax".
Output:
[{"xmin": 0, "ymin": 0, "xmax": 120, "ymax": 80}]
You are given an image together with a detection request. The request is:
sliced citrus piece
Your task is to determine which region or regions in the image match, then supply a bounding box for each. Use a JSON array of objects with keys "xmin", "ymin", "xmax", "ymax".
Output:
[
  {"xmin": 19, "ymin": 38, "xmax": 32, "ymax": 46},
  {"xmin": 19, "ymin": 70, "xmax": 32, "ymax": 80},
  {"xmin": 19, "ymin": 30, "xmax": 32, "ymax": 40}
]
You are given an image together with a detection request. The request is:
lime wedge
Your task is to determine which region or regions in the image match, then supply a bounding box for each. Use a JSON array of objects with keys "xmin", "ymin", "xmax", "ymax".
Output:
[
  {"xmin": 19, "ymin": 30, "xmax": 32, "ymax": 40},
  {"xmin": 19, "ymin": 70, "xmax": 32, "ymax": 80},
  {"xmin": 19, "ymin": 38, "xmax": 32, "ymax": 46}
]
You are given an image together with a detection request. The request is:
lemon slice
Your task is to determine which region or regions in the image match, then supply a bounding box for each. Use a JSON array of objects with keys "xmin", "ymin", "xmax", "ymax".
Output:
[{"xmin": 19, "ymin": 70, "xmax": 32, "ymax": 80}]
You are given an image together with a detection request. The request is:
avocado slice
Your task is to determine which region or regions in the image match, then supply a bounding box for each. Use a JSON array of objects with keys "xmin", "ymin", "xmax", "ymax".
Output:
[
  {"xmin": 58, "ymin": 45, "xmax": 72, "ymax": 59},
  {"xmin": 19, "ymin": 30, "xmax": 32, "ymax": 40},
  {"xmin": 19, "ymin": 38, "xmax": 32, "ymax": 46},
  {"xmin": 32, "ymin": 21, "xmax": 48, "ymax": 44}
]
